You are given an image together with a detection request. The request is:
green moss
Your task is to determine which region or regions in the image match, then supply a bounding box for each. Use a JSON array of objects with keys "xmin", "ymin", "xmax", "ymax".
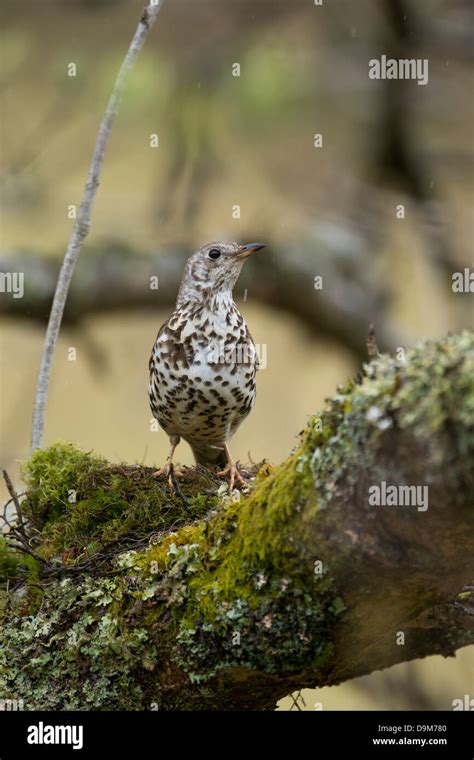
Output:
[
  {"xmin": 21, "ymin": 442, "xmax": 222, "ymax": 563},
  {"xmin": 1, "ymin": 332, "xmax": 471, "ymax": 708},
  {"xmin": 131, "ymin": 451, "xmax": 341, "ymax": 682},
  {"xmin": 303, "ymin": 330, "xmax": 474, "ymax": 509},
  {"xmin": 165, "ymin": 331, "xmax": 473, "ymax": 682},
  {"xmin": 0, "ymin": 536, "xmax": 20, "ymax": 584},
  {"xmin": 21, "ymin": 442, "xmax": 107, "ymax": 525},
  {"xmin": 142, "ymin": 523, "xmax": 206, "ymax": 575},
  {"xmin": 0, "ymin": 537, "xmax": 42, "ymax": 617}
]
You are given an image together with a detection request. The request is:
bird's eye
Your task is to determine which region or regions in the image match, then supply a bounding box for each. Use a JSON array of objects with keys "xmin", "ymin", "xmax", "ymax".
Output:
[{"xmin": 208, "ymin": 249, "xmax": 221, "ymax": 260}]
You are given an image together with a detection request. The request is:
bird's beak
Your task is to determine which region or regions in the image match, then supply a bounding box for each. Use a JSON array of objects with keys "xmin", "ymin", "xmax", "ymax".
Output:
[{"xmin": 237, "ymin": 242, "xmax": 266, "ymax": 260}]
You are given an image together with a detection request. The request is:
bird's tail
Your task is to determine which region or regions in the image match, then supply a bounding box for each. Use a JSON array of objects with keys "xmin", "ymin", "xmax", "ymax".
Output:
[{"xmin": 190, "ymin": 443, "xmax": 227, "ymax": 468}]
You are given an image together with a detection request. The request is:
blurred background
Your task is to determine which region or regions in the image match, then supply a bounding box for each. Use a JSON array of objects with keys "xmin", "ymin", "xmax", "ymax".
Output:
[{"xmin": 0, "ymin": 0, "xmax": 472, "ymax": 710}]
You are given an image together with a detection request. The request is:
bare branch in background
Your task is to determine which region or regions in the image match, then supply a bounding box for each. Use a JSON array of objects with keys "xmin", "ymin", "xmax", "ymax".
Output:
[
  {"xmin": 29, "ymin": 0, "xmax": 166, "ymax": 452},
  {"xmin": 1, "ymin": 239, "xmax": 411, "ymax": 361}
]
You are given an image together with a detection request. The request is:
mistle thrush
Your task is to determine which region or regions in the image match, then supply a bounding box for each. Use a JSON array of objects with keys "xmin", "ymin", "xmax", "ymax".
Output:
[{"xmin": 149, "ymin": 241, "xmax": 266, "ymax": 491}]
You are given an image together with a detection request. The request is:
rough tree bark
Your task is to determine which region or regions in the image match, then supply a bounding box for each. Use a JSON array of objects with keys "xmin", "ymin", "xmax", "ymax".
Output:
[{"xmin": 0, "ymin": 332, "xmax": 473, "ymax": 710}]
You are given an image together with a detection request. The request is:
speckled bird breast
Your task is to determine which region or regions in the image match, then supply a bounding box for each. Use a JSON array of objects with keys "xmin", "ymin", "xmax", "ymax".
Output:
[{"xmin": 149, "ymin": 298, "xmax": 258, "ymax": 447}]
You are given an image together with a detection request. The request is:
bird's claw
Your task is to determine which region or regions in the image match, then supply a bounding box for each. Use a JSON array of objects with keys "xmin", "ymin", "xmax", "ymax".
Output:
[
  {"xmin": 152, "ymin": 463, "xmax": 184, "ymax": 490},
  {"xmin": 217, "ymin": 463, "xmax": 247, "ymax": 492}
]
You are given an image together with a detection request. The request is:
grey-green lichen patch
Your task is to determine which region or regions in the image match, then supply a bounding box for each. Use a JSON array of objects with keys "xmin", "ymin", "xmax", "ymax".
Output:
[
  {"xmin": 0, "ymin": 571, "xmax": 159, "ymax": 710},
  {"xmin": 1, "ymin": 447, "xmax": 342, "ymax": 704},
  {"xmin": 136, "ymin": 451, "xmax": 343, "ymax": 683},
  {"xmin": 1, "ymin": 332, "xmax": 471, "ymax": 708},
  {"xmin": 173, "ymin": 573, "xmax": 338, "ymax": 683},
  {"xmin": 301, "ymin": 330, "xmax": 474, "ymax": 508}
]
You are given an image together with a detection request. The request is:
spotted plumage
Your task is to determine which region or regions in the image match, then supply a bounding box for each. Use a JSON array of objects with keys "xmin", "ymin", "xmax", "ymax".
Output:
[{"xmin": 149, "ymin": 241, "xmax": 265, "ymax": 490}]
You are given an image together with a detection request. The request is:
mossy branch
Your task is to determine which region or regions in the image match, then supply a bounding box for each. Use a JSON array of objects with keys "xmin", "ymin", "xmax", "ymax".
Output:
[{"xmin": 1, "ymin": 332, "xmax": 473, "ymax": 710}]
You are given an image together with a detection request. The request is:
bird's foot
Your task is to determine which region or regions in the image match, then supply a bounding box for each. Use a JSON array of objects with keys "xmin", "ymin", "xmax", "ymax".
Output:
[
  {"xmin": 152, "ymin": 463, "xmax": 184, "ymax": 490},
  {"xmin": 217, "ymin": 462, "xmax": 247, "ymax": 493}
]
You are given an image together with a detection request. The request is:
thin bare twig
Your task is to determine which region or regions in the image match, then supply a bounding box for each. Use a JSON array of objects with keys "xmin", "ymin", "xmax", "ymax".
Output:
[
  {"xmin": 30, "ymin": 0, "xmax": 166, "ymax": 451},
  {"xmin": 367, "ymin": 323, "xmax": 379, "ymax": 360},
  {"xmin": 5, "ymin": 536, "xmax": 50, "ymax": 567},
  {"xmin": 2, "ymin": 469, "xmax": 24, "ymax": 529}
]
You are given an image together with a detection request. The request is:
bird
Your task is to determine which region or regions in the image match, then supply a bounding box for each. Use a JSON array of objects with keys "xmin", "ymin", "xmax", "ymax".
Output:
[{"xmin": 149, "ymin": 240, "xmax": 266, "ymax": 492}]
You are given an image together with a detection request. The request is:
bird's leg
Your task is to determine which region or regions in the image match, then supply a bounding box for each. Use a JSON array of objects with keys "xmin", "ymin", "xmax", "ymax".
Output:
[
  {"xmin": 217, "ymin": 443, "xmax": 247, "ymax": 492},
  {"xmin": 152, "ymin": 436, "xmax": 182, "ymax": 488}
]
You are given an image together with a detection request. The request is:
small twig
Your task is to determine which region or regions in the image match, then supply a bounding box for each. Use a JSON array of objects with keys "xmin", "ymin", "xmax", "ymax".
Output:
[
  {"xmin": 5, "ymin": 535, "xmax": 50, "ymax": 566},
  {"xmin": 30, "ymin": 0, "xmax": 166, "ymax": 451},
  {"xmin": 1, "ymin": 498, "xmax": 15, "ymax": 531},
  {"xmin": 367, "ymin": 323, "xmax": 379, "ymax": 360},
  {"xmin": 2, "ymin": 469, "xmax": 24, "ymax": 529},
  {"xmin": 288, "ymin": 690, "xmax": 306, "ymax": 711}
]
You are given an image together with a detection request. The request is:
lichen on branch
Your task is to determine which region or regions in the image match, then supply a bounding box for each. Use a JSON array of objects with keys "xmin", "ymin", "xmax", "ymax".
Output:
[{"xmin": 1, "ymin": 331, "xmax": 473, "ymax": 710}]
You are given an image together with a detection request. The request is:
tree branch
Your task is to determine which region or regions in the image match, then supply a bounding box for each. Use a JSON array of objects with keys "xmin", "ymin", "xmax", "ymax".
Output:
[
  {"xmin": 29, "ymin": 0, "xmax": 166, "ymax": 452},
  {"xmin": 1, "ymin": 332, "xmax": 472, "ymax": 710},
  {"xmin": 1, "ymin": 236, "xmax": 412, "ymax": 360}
]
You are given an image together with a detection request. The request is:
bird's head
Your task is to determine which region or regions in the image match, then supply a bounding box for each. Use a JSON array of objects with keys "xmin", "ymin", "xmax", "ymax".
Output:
[{"xmin": 177, "ymin": 241, "xmax": 266, "ymax": 306}]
